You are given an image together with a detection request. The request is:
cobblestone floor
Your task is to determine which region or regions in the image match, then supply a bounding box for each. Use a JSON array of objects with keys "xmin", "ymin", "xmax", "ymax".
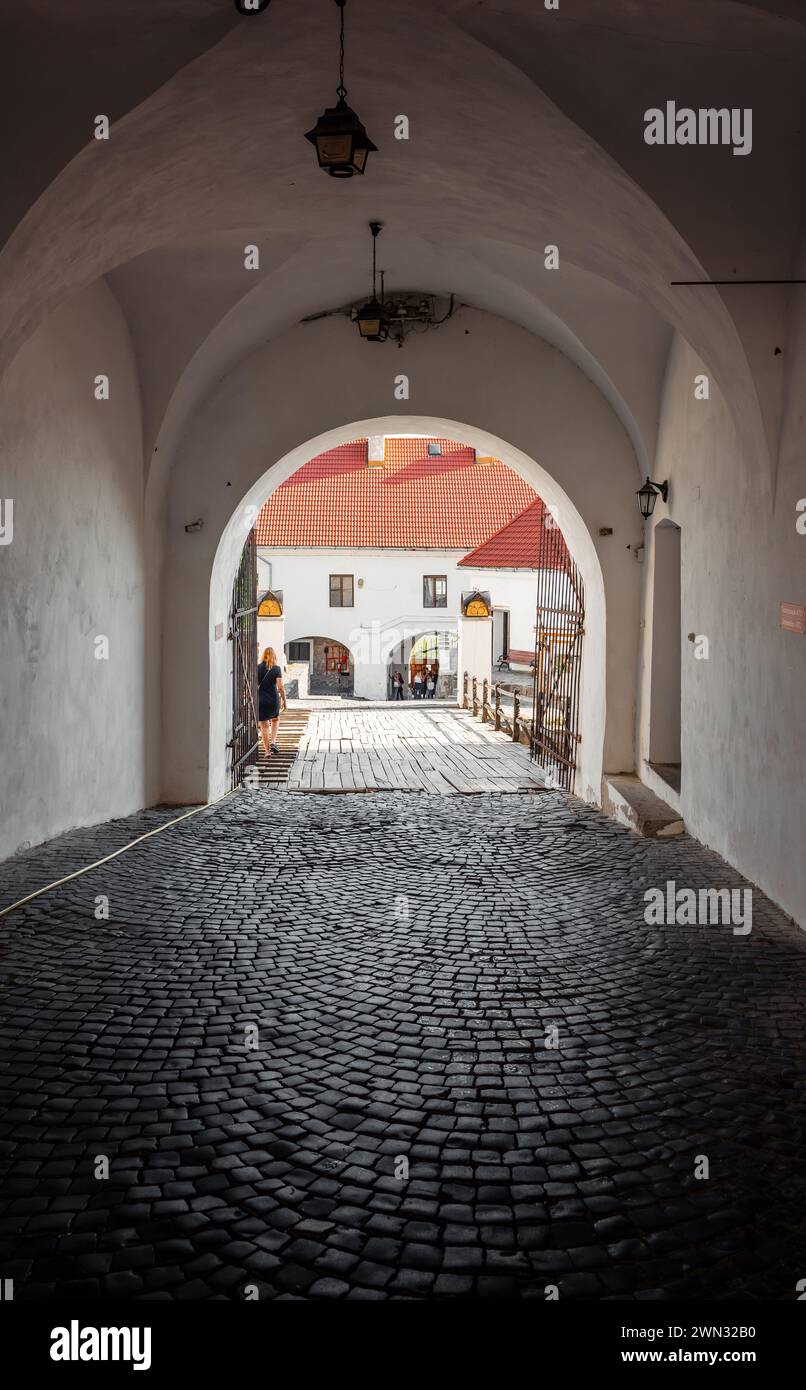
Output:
[{"xmin": 0, "ymin": 789, "xmax": 804, "ymax": 1301}]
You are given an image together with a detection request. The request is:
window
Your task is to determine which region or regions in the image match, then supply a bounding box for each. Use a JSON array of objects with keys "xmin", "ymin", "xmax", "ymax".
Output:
[
  {"xmin": 329, "ymin": 574, "xmax": 354, "ymax": 607},
  {"xmin": 423, "ymin": 575, "xmax": 447, "ymax": 608},
  {"xmin": 324, "ymin": 643, "xmax": 350, "ymax": 673},
  {"xmin": 288, "ymin": 641, "xmax": 310, "ymax": 663}
]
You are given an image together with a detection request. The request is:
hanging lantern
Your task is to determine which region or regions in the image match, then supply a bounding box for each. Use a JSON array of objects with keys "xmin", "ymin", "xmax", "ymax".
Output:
[
  {"xmin": 356, "ymin": 298, "xmax": 388, "ymax": 340},
  {"xmin": 305, "ymin": 0, "xmax": 377, "ymax": 177},
  {"xmin": 355, "ymin": 222, "xmax": 389, "ymax": 341},
  {"xmin": 636, "ymin": 477, "xmax": 669, "ymax": 519}
]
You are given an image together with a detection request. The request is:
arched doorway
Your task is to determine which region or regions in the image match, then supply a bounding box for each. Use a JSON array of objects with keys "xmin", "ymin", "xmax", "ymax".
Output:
[
  {"xmin": 304, "ymin": 636, "xmax": 354, "ymax": 697},
  {"xmin": 202, "ymin": 416, "xmax": 610, "ymax": 806},
  {"xmin": 386, "ymin": 628, "xmax": 458, "ymax": 700}
]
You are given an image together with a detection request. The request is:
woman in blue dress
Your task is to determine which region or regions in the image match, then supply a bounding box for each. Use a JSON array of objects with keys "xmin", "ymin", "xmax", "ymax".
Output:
[{"xmin": 256, "ymin": 646, "xmax": 287, "ymax": 755}]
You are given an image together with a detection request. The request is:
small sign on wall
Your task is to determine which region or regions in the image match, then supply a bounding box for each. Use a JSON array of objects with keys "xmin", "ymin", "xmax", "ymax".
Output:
[
  {"xmin": 779, "ymin": 601, "xmax": 806, "ymax": 634},
  {"xmin": 214, "ymin": 622, "xmax": 224, "ymax": 641}
]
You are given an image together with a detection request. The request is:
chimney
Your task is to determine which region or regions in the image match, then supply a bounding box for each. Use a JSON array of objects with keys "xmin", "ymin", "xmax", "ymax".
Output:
[{"xmin": 367, "ymin": 435, "xmax": 385, "ymax": 467}]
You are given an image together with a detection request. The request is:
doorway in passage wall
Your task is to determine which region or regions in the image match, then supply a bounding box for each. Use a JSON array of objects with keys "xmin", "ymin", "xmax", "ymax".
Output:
[
  {"xmin": 493, "ymin": 607, "xmax": 510, "ymax": 666},
  {"xmin": 649, "ymin": 520, "xmax": 682, "ymax": 792}
]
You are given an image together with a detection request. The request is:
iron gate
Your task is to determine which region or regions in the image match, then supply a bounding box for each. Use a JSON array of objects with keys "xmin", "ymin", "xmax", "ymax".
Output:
[
  {"xmin": 227, "ymin": 529, "xmax": 259, "ymax": 788},
  {"xmin": 530, "ymin": 519, "xmax": 585, "ymax": 793}
]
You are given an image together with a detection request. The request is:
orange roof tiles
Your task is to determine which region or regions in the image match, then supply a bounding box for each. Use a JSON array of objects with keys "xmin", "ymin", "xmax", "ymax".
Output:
[
  {"xmin": 459, "ymin": 499, "xmax": 569, "ymax": 569},
  {"xmin": 254, "ymin": 438, "xmax": 538, "ymax": 549}
]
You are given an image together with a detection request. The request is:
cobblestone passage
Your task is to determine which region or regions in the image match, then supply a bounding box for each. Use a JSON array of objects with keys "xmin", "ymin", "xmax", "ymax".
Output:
[{"xmin": 0, "ymin": 791, "xmax": 804, "ymax": 1301}]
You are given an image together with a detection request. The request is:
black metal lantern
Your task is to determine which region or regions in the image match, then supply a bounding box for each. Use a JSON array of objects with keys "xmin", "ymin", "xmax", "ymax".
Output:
[
  {"xmin": 305, "ymin": 0, "xmax": 377, "ymax": 178},
  {"xmin": 356, "ymin": 222, "xmax": 389, "ymax": 341},
  {"xmin": 636, "ymin": 477, "xmax": 669, "ymax": 519},
  {"xmin": 356, "ymin": 299, "xmax": 388, "ymax": 340}
]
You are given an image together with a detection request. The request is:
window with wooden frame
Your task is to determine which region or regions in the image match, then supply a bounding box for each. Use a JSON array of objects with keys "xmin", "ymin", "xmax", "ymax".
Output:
[
  {"xmin": 423, "ymin": 575, "xmax": 447, "ymax": 608},
  {"xmin": 329, "ymin": 574, "xmax": 354, "ymax": 607},
  {"xmin": 324, "ymin": 643, "xmax": 350, "ymax": 673}
]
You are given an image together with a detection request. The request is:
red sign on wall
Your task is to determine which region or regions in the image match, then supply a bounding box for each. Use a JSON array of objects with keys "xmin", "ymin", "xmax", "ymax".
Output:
[{"xmin": 779, "ymin": 601, "xmax": 806, "ymax": 634}]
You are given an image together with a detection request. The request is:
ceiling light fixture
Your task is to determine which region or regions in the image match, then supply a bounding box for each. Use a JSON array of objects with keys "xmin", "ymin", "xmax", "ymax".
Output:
[
  {"xmin": 356, "ymin": 222, "xmax": 390, "ymax": 340},
  {"xmin": 351, "ymin": 283, "xmax": 456, "ymax": 346},
  {"xmin": 302, "ymin": 223, "xmax": 458, "ymax": 344},
  {"xmin": 305, "ymin": 0, "xmax": 377, "ymax": 178}
]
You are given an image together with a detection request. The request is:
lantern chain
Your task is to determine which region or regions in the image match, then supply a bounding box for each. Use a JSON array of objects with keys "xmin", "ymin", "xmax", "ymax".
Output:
[{"xmin": 337, "ymin": 0, "xmax": 347, "ymax": 101}]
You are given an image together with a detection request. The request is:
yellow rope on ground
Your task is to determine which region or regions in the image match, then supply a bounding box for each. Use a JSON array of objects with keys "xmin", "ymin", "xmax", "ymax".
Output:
[{"xmin": 0, "ymin": 789, "xmax": 241, "ymax": 921}]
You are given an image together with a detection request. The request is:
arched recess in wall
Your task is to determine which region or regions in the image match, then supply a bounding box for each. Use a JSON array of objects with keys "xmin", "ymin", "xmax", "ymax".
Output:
[
  {"xmin": 207, "ymin": 418, "xmax": 608, "ymax": 806},
  {"xmin": 283, "ymin": 635, "xmax": 355, "ymax": 698}
]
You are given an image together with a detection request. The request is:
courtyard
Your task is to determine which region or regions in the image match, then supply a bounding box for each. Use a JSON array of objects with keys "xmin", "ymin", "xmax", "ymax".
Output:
[{"xmin": 286, "ymin": 705, "xmax": 544, "ymax": 793}]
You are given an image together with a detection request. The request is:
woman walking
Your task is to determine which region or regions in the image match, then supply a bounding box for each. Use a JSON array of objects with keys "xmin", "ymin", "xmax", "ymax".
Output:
[{"xmin": 257, "ymin": 647, "xmax": 287, "ymax": 756}]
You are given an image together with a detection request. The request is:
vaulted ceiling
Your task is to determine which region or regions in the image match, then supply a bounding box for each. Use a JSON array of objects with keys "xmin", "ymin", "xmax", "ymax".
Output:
[{"xmin": 2, "ymin": 0, "xmax": 803, "ymax": 490}]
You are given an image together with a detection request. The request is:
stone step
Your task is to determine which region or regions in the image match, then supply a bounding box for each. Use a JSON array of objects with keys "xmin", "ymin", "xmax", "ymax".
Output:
[
  {"xmin": 251, "ymin": 711, "xmax": 311, "ymax": 788},
  {"xmin": 602, "ymin": 774, "xmax": 685, "ymax": 838}
]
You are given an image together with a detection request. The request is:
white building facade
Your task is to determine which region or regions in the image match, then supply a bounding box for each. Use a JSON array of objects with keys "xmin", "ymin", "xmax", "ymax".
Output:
[{"xmin": 257, "ymin": 544, "xmax": 541, "ymax": 700}]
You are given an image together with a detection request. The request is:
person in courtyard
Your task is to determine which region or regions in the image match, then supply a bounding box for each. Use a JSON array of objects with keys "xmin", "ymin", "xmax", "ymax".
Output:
[
  {"xmin": 412, "ymin": 669, "xmax": 424, "ymax": 699},
  {"xmin": 392, "ymin": 670, "xmax": 404, "ymax": 700},
  {"xmin": 257, "ymin": 646, "xmax": 286, "ymax": 754},
  {"xmin": 426, "ymin": 669, "xmax": 437, "ymax": 699}
]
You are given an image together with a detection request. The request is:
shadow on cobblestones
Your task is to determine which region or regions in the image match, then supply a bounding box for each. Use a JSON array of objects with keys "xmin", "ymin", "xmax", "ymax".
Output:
[{"xmin": 0, "ymin": 790, "xmax": 804, "ymax": 1300}]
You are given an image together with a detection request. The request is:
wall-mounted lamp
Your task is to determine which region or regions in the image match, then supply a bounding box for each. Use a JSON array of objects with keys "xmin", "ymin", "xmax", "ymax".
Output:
[
  {"xmin": 305, "ymin": 0, "xmax": 377, "ymax": 177},
  {"xmin": 636, "ymin": 477, "xmax": 669, "ymax": 519},
  {"xmin": 184, "ymin": 519, "xmax": 203, "ymax": 534}
]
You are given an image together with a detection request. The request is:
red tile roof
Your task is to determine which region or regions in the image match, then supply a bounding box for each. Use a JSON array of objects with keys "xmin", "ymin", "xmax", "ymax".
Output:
[
  {"xmin": 254, "ymin": 438, "xmax": 538, "ymax": 549},
  {"xmin": 458, "ymin": 499, "xmax": 570, "ymax": 569}
]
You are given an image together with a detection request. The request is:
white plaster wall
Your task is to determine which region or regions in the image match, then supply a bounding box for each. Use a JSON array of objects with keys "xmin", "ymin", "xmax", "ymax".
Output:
[
  {"xmin": 458, "ymin": 618, "xmax": 493, "ymax": 695},
  {"xmin": 256, "ymin": 616, "xmax": 284, "ymax": 669},
  {"xmin": 458, "ymin": 569, "xmax": 549, "ymax": 653},
  {"xmin": 637, "ymin": 333, "xmax": 806, "ymax": 927},
  {"xmin": 0, "ymin": 282, "xmax": 146, "ymax": 860}
]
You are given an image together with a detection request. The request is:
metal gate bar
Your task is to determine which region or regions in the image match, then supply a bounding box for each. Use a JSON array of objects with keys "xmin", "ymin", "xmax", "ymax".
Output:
[
  {"xmin": 530, "ymin": 519, "xmax": 585, "ymax": 792},
  {"xmin": 227, "ymin": 529, "xmax": 258, "ymax": 788}
]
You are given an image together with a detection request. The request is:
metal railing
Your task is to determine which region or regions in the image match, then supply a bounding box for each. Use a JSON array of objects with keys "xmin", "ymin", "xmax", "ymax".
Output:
[{"xmin": 462, "ymin": 673, "xmax": 531, "ymax": 745}]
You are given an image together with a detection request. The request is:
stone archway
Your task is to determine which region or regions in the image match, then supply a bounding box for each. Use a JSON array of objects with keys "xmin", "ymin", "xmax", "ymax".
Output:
[{"xmin": 195, "ymin": 415, "xmax": 611, "ymax": 807}]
